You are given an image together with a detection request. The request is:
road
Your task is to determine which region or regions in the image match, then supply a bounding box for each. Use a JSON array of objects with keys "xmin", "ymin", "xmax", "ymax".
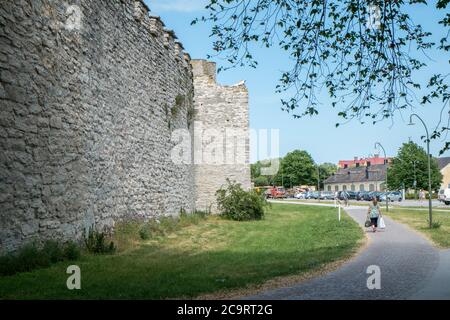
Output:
[
  {"xmin": 390, "ymin": 199, "xmax": 448, "ymax": 208},
  {"xmin": 293, "ymin": 198, "xmax": 449, "ymax": 208},
  {"xmin": 244, "ymin": 201, "xmax": 450, "ymax": 300}
]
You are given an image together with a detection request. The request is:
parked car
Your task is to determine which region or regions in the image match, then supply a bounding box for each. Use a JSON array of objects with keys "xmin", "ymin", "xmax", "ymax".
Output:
[
  {"xmin": 337, "ymin": 191, "xmax": 354, "ymax": 201},
  {"xmin": 438, "ymin": 188, "xmax": 450, "ymax": 205},
  {"xmin": 325, "ymin": 192, "xmax": 336, "ymax": 200},
  {"xmin": 319, "ymin": 191, "xmax": 335, "ymax": 200},
  {"xmin": 346, "ymin": 191, "xmax": 357, "ymax": 200},
  {"xmin": 356, "ymin": 191, "xmax": 369, "ymax": 201},
  {"xmin": 362, "ymin": 191, "xmax": 377, "ymax": 201},
  {"xmin": 294, "ymin": 192, "xmax": 306, "ymax": 199},
  {"xmin": 372, "ymin": 192, "xmax": 383, "ymax": 201},
  {"xmin": 379, "ymin": 192, "xmax": 388, "ymax": 202},
  {"xmin": 391, "ymin": 191, "xmax": 403, "ymax": 201},
  {"xmin": 309, "ymin": 191, "xmax": 320, "ymax": 199},
  {"xmin": 267, "ymin": 186, "xmax": 287, "ymax": 199},
  {"xmin": 380, "ymin": 191, "xmax": 402, "ymax": 202},
  {"xmin": 285, "ymin": 188, "xmax": 297, "ymax": 198},
  {"xmin": 336, "ymin": 191, "xmax": 346, "ymax": 200},
  {"xmin": 438, "ymin": 189, "xmax": 445, "ymax": 202}
]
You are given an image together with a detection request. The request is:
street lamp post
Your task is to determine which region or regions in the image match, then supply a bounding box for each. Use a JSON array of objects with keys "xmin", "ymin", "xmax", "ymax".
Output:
[
  {"xmin": 408, "ymin": 114, "xmax": 433, "ymax": 228},
  {"xmin": 412, "ymin": 160, "xmax": 417, "ymax": 199},
  {"xmin": 316, "ymin": 165, "xmax": 321, "ymax": 202},
  {"xmin": 317, "ymin": 166, "xmax": 320, "ymax": 192},
  {"xmin": 375, "ymin": 142, "xmax": 389, "ymax": 212}
]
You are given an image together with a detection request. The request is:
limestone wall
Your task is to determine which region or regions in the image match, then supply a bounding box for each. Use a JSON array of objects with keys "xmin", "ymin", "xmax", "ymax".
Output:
[
  {"xmin": 191, "ymin": 60, "xmax": 251, "ymax": 212},
  {"xmin": 0, "ymin": 0, "xmax": 195, "ymax": 253}
]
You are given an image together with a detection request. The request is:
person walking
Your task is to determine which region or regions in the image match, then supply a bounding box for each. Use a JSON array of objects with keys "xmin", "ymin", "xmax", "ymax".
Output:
[
  {"xmin": 367, "ymin": 197, "xmax": 382, "ymax": 233},
  {"xmin": 342, "ymin": 191, "xmax": 349, "ymax": 207},
  {"xmin": 419, "ymin": 189, "xmax": 425, "ymax": 203}
]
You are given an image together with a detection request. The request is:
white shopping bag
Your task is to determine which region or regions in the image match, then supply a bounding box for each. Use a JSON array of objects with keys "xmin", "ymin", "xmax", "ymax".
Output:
[{"xmin": 378, "ymin": 217, "xmax": 386, "ymax": 229}]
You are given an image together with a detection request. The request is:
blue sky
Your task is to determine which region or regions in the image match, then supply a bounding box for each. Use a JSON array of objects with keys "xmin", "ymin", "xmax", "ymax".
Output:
[{"xmin": 145, "ymin": 0, "xmax": 450, "ymax": 164}]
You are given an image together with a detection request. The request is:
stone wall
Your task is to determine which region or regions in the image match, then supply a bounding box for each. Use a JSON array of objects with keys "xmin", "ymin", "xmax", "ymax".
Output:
[
  {"xmin": 0, "ymin": 0, "xmax": 195, "ymax": 253},
  {"xmin": 191, "ymin": 60, "xmax": 251, "ymax": 212}
]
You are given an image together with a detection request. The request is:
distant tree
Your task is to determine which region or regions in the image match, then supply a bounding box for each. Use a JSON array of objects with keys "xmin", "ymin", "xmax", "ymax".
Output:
[
  {"xmin": 279, "ymin": 150, "xmax": 316, "ymax": 188},
  {"xmin": 388, "ymin": 142, "xmax": 442, "ymax": 191},
  {"xmin": 253, "ymin": 175, "xmax": 269, "ymax": 187},
  {"xmin": 318, "ymin": 162, "xmax": 338, "ymax": 189},
  {"xmin": 251, "ymin": 159, "xmax": 280, "ymax": 186},
  {"xmin": 251, "ymin": 161, "xmax": 262, "ymax": 179},
  {"xmin": 194, "ymin": 0, "xmax": 450, "ymax": 154}
]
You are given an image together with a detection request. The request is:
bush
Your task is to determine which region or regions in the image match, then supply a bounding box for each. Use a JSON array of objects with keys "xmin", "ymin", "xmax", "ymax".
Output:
[
  {"xmin": 63, "ymin": 241, "xmax": 81, "ymax": 260},
  {"xmin": 43, "ymin": 240, "xmax": 64, "ymax": 263},
  {"xmin": 216, "ymin": 179, "xmax": 268, "ymax": 221},
  {"xmin": 139, "ymin": 224, "xmax": 151, "ymax": 240},
  {"xmin": 84, "ymin": 228, "xmax": 116, "ymax": 254},
  {"xmin": 16, "ymin": 243, "xmax": 51, "ymax": 272},
  {"xmin": 1, "ymin": 243, "xmax": 51, "ymax": 275},
  {"xmin": 0, "ymin": 254, "xmax": 16, "ymax": 276},
  {"xmin": 0, "ymin": 240, "xmax": 82, "ymax": 276},
  {"xmin": 253, "ymin": 176, "xmax": 269, "ymax": 187}
]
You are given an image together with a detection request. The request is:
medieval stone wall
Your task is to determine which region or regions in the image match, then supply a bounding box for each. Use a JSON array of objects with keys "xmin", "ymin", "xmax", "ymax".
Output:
[
  {"xmin": 191, "ymin": 60, "xmax": 251, "ymax": 212},
  {"xmin": 0, "ymin": 0, "xmax": 195, "ymax": 253},
  {"xmin": 0, "ymin": 1, "xmax": 251, "ymax": 254}
]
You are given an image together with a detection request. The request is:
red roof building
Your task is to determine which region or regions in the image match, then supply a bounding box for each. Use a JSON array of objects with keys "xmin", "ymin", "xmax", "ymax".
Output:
[{"xmin": 338, "ymin": 154, "xmax": 391, "ymax": 169}]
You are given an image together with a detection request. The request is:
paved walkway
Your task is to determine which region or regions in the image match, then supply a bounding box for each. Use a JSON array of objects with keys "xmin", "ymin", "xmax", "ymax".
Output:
[{"xmin": 244, "ymin": 201, "xmax": 449, "ymax": 300}]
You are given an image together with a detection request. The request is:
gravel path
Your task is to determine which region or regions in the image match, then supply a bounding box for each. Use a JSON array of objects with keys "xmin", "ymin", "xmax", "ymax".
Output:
[{"xmin": 244, "ymin": 201, "xmax": 442, "ymax": 300}]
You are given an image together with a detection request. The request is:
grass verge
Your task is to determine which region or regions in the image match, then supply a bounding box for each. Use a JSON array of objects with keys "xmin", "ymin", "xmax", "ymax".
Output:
[
  {"xmin": 0, "ymin": 203, "xmax": 363, "ymax": 299},
  {"xmin": 386, "ymin": 208, "xmax": 450, "ymax": 248}
]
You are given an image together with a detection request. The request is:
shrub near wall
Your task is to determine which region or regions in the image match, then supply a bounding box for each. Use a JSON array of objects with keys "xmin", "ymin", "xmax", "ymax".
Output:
[
  {"xmin": 216, "ymin": 180, "xmax": 268, "ymax": 221},
  {"xmin": 0, "ymin": 241, "xmax": 81, "ymax": 276}
]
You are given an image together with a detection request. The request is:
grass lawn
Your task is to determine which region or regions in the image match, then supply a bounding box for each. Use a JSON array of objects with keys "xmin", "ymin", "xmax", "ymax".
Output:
[
  {"xmin": 386, "ymin": 208, "xmax": 450, "ymax": 248},
  {"xmin": 0, "ymin": 203, "xmax": 363, "ymax": 299}
]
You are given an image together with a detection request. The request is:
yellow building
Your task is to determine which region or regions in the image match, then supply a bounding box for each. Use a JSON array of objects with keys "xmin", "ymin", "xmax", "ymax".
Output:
[{"xmin": 438, "ymin": 157, "xmax": 450, "ymax": 190}]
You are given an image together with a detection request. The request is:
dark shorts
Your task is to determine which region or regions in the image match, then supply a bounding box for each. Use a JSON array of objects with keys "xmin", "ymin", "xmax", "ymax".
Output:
[{"xmin": 370, "ymin": 217, "xmax": 378, "ymax": 227}]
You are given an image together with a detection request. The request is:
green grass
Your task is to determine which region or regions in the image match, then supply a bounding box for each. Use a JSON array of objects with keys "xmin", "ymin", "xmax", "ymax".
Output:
[
  {"xmin": 0, "ymin": 203, "xmax": 363, "ymax": 299},
  {"xmin": 386, "ymin": 208, "xmax": 450, "ymax": 248}
]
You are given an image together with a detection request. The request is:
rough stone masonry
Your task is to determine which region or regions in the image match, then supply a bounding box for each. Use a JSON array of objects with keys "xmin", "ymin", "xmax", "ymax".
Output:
[
  {"xmin": 0, "ymin": 0, "xmax": 250, "ymax": 253},
  {"xmin": 191, "ymin": 60, "xmax": 251, "ymax": 212}
]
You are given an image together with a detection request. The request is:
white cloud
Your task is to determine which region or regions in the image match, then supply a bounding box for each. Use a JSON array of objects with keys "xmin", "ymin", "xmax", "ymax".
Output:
[{"xmin": 147, "ymin": 0, "xmax": 207, "ymax": 13}]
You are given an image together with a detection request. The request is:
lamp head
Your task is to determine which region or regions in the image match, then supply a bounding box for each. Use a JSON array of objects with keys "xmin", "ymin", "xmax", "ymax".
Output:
[{"xmin": 408, "ymin": 115, "xmax": 415, "ymax": 126}]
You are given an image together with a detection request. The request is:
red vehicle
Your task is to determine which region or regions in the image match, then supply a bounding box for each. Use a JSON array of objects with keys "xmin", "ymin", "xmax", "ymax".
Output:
[{"xmin": 268, "ymin": 186, "xmax": 287, "ymax": 199}]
